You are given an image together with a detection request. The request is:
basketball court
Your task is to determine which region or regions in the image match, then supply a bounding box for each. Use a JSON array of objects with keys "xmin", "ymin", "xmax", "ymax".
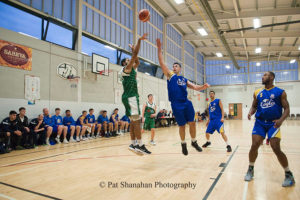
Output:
[{"xmin": 0, "ymin": 0, "xmax": 300, "ymax": 200}]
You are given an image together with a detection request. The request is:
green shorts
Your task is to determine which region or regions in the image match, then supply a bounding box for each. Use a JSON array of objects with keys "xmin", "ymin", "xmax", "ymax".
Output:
[
  {"xmin": 122, "ymin": 96, "xmax": 140, "ymax": 117},
  {"xmin": 143, "ymin": 117, "xmax": 155, "ymax": 130}
]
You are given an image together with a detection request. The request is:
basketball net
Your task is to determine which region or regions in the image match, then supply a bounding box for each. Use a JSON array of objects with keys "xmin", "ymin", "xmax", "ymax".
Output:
[{"xmin": 97, "ymin": 69, "xmax": 113, "ymax": 76}]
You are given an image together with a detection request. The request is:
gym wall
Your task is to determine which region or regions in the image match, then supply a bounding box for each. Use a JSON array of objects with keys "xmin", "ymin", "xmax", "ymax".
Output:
[{"xmin": 0, "ymin": 27, "xmax": 206, "ymax": 120}]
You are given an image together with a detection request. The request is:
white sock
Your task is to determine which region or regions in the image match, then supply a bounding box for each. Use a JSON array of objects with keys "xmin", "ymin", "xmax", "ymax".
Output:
[
  {"xmin": 226, "ymin": 141, "xmax": 230, "ymax": 146},
  {"xmin": 137, "ymin": 140, "xmax": 143, "ymax": 146},
  {"xmin": 191, "ymin": 138, "xmax": 196, "ymax": 142},
  {"xmin": 249, "ymin": 162, "xmax": 255, "ymax": 166},
  {"xmin": 131, "ymin": 140, "xmax": 135, "ymax": 145},
  {"xmin": 181, "ymin": 140, "xmax": 186, "ymax": 144},
  {"xmin": 284, "ymin": 166, "xmax": 290, "ymax": 172}
]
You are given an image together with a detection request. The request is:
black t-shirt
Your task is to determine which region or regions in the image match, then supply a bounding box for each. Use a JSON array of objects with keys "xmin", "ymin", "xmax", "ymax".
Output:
[
  {"xmin": 0, "ymin": 117, "xmax": 19, "ymax": 133},
  {"xmin": 29, "ymin": 118, "xmax": 45, "ymax": 130}
]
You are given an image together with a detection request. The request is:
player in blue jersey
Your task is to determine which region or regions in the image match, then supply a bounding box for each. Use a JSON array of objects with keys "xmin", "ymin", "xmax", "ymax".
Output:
[
  {"xmin": 244, "ymin": 71, "xmax": 295, "ymax": 187},
  {"xmin": 86, "ymin": 108, "xmax": 97, "ymax": 139},
  {"xmin": 202, "ymin": 91, "xmax": 232, "ymax": 152},
  {"xmin": 42, "ymin": 108, "xmax": 53, "ymax": 145},
  {"xmin": 52, "ymin": 108, "xmax": 68, "ymax": 144},
  {"xmin": 76, "ymin": 111, "xmax": 89, "ymax": 141},
  {"xmin": 63, "ymin": 110, "xmax": 77, "ymax": 143},
  {"xmin": 156, "ymin": 38, "xmax": 210, "ymax": 156}
]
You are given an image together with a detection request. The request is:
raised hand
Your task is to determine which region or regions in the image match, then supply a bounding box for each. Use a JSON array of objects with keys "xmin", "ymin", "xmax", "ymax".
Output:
[
  {"xmin": 156, "ymin": 38, "xmax": 162, "ymax": 49},
  {"xmin": 129, "ymin": 44, "xmax": 135, "ymax": 52},
  {"xmin": 203, "ymin": 83, "xmax": 210, "ymax": 89},
  {"xmin": 140, "ymin": 33, "xmax": 148, "ymax": 40}
]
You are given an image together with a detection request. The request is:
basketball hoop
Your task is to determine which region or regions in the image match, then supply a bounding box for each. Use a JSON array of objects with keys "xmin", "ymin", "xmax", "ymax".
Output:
[
  {"xmin": 97, "ymin": 69, "xmax": 113, "ymax": 76},
  {"xmin": 67, "ymin": 75, "xmax": 80, "ymax": 88}
]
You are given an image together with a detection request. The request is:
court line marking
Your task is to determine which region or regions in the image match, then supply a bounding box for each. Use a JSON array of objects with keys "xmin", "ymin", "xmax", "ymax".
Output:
[
  {"xmin": 0, "ymin": 143, "xmax": 129, "ymax": 167},
  {"xmin": 242, "ymin": 181, "xmax": 249, "ymax": 200},
  {"xmin": 0, "ymin": 193, "xmax": 16, "ymax": 200},
  {"xmin": 202, "ymin": 145, "xmax": 239, "ymax": 200},
  {"xmin": 0, "ymin": 182, "xmax": 62, "ymax": 200},
  {"xmin": 0, "ymin": 137, "xmax": 122, "ymax": 159}
]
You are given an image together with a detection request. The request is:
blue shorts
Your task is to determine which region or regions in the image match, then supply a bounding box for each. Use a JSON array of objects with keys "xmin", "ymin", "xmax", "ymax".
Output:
[
  {"xmin": 52, "ymin": 125, "xmax": 59, "ymax": 133},
  {"xmin": 206, "ymin": 119, "xmax": 224, "ymax": 134},
  {"xmin": 171, "ymin": 100, "xmax": 195, "ymax": 126},
  {"xmin": 252, "ymin": 119, "xmax": 281, "ymax": 139}
]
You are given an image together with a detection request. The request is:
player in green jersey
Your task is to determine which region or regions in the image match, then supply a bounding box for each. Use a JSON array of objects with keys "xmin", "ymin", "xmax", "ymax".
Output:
[
  {"xmin": 120, "ymin": 33, "xmax": 151, "ymax": 155},
  {"xmin": 141, "ymin": 94, "xmax": 157, "ymax": 145}
]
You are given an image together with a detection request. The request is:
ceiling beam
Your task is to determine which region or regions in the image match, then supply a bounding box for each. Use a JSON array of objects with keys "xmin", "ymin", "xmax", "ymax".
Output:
[
  {"xmin": 196, "ymin": 46, "xmax": 300, "ymax": 52},
  {"xmin": 204, "ymin": 55, "xmax": 298, "ymax": 61},
  {"xmin": 183, "ymin": 31, "xmax": 300, "ymax": 40},
  {"xmin": 165, "ymin": 8, "xmax": 300, "ymax": 23}
]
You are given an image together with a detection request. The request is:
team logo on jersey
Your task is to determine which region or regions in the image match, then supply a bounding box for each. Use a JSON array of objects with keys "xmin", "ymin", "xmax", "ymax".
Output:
[
  {"xmin": 57, "ymin": 119, "xmax": 61, "ymax": 123},
  {"xmin": 270, "ymin": 94, "xmax": 275, "ymax": 99},
  {"xmin": 260, "ymin": 99, "xmax": 275, "ymax": 109},
  {"xmin": 210, "ymin": 106, "xmax": 216, "ymax": 112},
  {"xmin": 260, "ymin": 93, "xmax": 263, "ymax": 98},
  {"xmin": 177, "ymin": 78, "xmax": 186, "ymax": 86}
]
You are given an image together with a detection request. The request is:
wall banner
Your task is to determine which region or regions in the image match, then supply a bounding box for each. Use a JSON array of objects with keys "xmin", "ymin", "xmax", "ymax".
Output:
[{"xmin": 0, "ymin": 40, "xmax": 32, "ymax": 71}]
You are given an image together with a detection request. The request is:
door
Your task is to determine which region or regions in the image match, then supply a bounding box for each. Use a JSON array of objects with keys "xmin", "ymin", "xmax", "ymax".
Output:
[{"xmin": 229, "ymin": 103, "xmax": 243, "ymax": 120}]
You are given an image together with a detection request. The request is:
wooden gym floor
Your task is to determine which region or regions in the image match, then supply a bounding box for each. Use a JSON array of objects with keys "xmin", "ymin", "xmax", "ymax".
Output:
[{"xmin": 0, "ymin": 120, "xmax": 299, "ymax": 200}]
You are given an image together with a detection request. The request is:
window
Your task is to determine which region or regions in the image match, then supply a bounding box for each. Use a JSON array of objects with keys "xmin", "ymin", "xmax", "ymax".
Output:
[
  {"xmin": 82, "ymin": 36, "xmax": 117, "ymax": 64},
  {"xmin": 0, "ymin": 2, "xmax": 41, "ymax": 39},
  {"xmin": 46, "ymin": 22, "xmax": 73, "ymax": 49},
  {"xmin": 137, "ymin": 60, "xmax": 158, "ymax": 77}
]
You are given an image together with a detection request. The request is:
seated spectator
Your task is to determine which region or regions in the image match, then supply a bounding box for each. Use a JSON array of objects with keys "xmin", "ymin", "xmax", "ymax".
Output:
[
  {"xmin": 169, "ymin": 111, "xmax": 176, "ymax": 125},
  {"xmin": 42, "ymin": 108, "xmax": 53, "ymax": 145},
  {"xmin": 110, "ymin": 108, "xmax": 123, "ymax": 136},
  {"xmin": 86, "ymin": 108, "xmax": 98, "ymax": 139},
  {"xmin": 157, "ymin": 110, "xmax": 167, "ymax": 127},
  {"xmin": 120, "ymin": 115, "xmax": 130, "ymax": 133},
  {"xmin": 52, "ymin": 108, "xmax": 68, "ymax": 144},
  {"xmin": 63, "ymin": 110, "xmax": 77, "ymax": 143},
  {"xmin": 76, "ymin": 111, "xmax": 89, "ymax": 141},
  {"xmin": 29, "ymin": 114, "xmax": 46, "ymax": 147},
  {"xmin": 1, "ymin": 110, "xmax": 23, "ymax": 150},
  {"xmin": 16, "ymin": 107, "xmax": 31, "ymax": 148},
  {"xmin": 98, "ymin": 110, "xmax": 113, "ymax": 137}
]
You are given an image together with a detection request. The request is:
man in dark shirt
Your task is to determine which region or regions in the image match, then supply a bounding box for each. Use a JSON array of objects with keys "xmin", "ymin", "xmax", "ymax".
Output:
[
  {"xmin": 1, "ymin": 110, "xmax": 24, "ymax": 150},
  {"xmin": 16, "ymin": 107, "xmax": 31, "ymax": 148},
  {"xmin": 29, "ymin": 114, "xmax": 46, "ymax": 147}
]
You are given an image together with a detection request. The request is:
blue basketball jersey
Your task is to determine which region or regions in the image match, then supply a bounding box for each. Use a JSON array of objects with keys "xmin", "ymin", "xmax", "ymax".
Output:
[
  {"xmin": 254, "ymin": 86, "xmax": 284, "ymax": 121},
  {"xmin": 167, "ymin": 73, "xmax": 188, "ymax": 103},
  {"xmin": 208, "ymin": 99, "xmax": 222, "ymax": 120},
  {"xmin": 63, "ymin": 116, "xmax": 75, "ymax": 126},
  {"xmin": 52, "ymin": 115, "xmax": 63, "ymax": 125},
  {"xmin": 76, "ymin": 115, "xmax": 86, "ymax": 126},
  {"xmin": 110, "ymin": 114, "xmax": 119, "ymax": 122},
  {"xmin": 86, "ymin": 114, "xmax": 96, "ymax": 123}
]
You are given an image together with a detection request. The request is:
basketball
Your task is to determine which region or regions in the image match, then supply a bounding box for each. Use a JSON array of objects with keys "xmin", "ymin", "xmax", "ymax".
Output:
[{"xmin": 139, "ymin": 9, "xmax": 150, "ymax": 22}]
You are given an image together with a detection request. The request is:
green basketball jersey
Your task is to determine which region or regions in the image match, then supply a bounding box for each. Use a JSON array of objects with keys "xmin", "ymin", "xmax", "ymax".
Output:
[
  {"xmin": 144, "ymin": 101, "xmax": 155, "ymax": 118},
  {"xmin": 121, "ymin": 67, "xmax": 139, "ymax": 99}
]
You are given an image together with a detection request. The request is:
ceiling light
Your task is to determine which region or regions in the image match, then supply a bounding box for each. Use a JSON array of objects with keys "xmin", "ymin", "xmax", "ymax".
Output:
[
  {"xmin": 253, "ymin": 18, "xmax": 261, "ymax": 29},
  {"xmin": 255, "ymin": 47, "xmax": 262, "ymax": 54},
  {"xmin": 256, "ymin": 62, "xmax": 261, "ymax": 66},
  {"xmin": 290, "ymin": 59, "xmax": 296, "ymax": 64},
  {"xmin": 104, "ymin": 45, "xmax": 115, "ymax": 50},
  {"xmin": 216, "ymin": 52, "xmax": 223, "ymax": 57},
  {"xmin": 298, "ymin": 46, "xmax": 300, "ymax": 50},
  {"xmin": 283, "ymin": 71, "xmax": 289, "ymax": 75},
  {"xmin": 174, "ymin": 0, "xmax": 184, "ymax": 4},
  {"xmin": 197, "ymin": 28, "xmax": 208, "ymax": 36},
  {"xmin": 225, "ymin": 65, "xmax": 230, "ymax": 69}
]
